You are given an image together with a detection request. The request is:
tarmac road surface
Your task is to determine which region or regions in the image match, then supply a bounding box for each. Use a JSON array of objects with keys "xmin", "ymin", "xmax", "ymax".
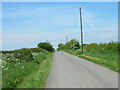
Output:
[{"xmin": 46, "ymin": 51, "xmax": 118, "ymax": 88}]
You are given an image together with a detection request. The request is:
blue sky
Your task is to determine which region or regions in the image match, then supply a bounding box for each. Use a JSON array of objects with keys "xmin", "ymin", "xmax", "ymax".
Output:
[
  {"xmin": 2, "ymin": 0, "xmax": 119, "ymax": 2},
  {"xmin": 2, "ymin": 2, "xmax": 118, "ymax": 50}
]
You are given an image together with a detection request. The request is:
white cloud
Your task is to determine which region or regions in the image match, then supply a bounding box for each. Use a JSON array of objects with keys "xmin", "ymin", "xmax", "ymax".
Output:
[
  {"xmin": 103, "ymin": 34, "xmax": 113, "ymax": 39},
  {"xmin": 3, "ymin": 30, "xmax": 70, "ymax": 43}
]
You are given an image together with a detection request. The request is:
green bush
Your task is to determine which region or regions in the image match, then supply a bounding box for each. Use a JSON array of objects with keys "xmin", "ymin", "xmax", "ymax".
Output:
[
  {"xmin": 2, "ymin": 48, "xmax": 49, "ymax": 63},
  {"xmin": 66, "ymin": 39, "xmax": 80, "ymax": 50},
  {"xmin": 57, "ymin": 44, "xmax": 65, "ymax": 50},
  {"xmin": 38, "ymin": 42, "xmax": 54, "ymax": 52},
  {"xmin": 14, "ymin": 48, "xmax": 33, "ymax": 62},
  {"xmin": 58, "ymin": 39, "xmax": 80, "ymax": 50}
]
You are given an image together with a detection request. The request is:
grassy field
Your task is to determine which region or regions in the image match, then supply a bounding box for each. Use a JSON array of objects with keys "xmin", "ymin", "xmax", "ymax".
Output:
[
  {"xmin": 2, "ymin": 48, "xmax": 53, "ymax": 88},
  {"xmin": 61, "ymin": 42, "xmax": 119, "ymax": 72}
]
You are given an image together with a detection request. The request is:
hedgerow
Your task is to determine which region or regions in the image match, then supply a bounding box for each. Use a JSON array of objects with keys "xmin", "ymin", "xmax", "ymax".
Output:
[
  {"xmin": 83, "ymin": 41, "xmax": 119, "ymax": 54},
  {"xmin": 2, "ymin": 48, "xmax": 49, "ymax": 88}
]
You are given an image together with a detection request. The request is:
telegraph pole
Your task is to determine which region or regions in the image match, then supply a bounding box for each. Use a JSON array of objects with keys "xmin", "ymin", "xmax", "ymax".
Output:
[{"xmin": 79, "ymin": 8, "xmax": 84, "ymax": 52}]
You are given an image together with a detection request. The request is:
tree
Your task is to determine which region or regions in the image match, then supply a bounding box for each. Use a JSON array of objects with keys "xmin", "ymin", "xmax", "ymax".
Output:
[
  {"xmin": 38, "ymin": 42, "xmax": 54, "ymax": 52},
  {"xmin": 58, "ymin": 44, "xmax": 65, "ymax": 50},
  {"xmin": 66, "ymin": 39, "xmax": 80, "ymax": 50},
  {"xmin": 57, "ymin": 39, "xmax": 80, "ymax": 50}
]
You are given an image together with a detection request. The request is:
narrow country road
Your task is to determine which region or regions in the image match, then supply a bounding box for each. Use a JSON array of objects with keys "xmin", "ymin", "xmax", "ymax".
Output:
[{"xmin": 46, "ymin": 51, "xmax": 118, "ymax": 88}]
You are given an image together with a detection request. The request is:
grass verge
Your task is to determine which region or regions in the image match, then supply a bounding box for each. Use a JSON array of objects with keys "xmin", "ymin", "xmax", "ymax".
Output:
[
  {"xmin": 17, "ymin": 53, "xmax": 53, "ymax": 88},
  {"xmin": 62, "ymin": 49, "xmax": 118, "ymax": 72},
  {"xmin": 2, "ymin": 52, "xmax": 53, "ymax": 88}
]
